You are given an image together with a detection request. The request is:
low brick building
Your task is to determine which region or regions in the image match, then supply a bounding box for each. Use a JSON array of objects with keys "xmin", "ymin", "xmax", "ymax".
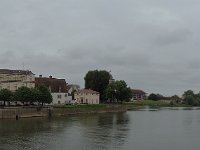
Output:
[{"xmin": 131, "ymin": 89, "xmax": 147, "ymax": 100}]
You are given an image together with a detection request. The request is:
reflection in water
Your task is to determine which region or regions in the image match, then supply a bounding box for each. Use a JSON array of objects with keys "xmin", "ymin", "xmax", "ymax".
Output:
[
  {"xmin": 1, "ymin": 109, "xmax": 200, "ymax": 150},
  {"xmin": 79, "ymin": 113, "xmax": 130, "ymax": 150},
  {"xmin": 0, "ymin": 117, "xmax": 70, "ymax": 150},
  {"xmin": 0, "ymin": 113, "xmax": 130, "ymax": 150}
]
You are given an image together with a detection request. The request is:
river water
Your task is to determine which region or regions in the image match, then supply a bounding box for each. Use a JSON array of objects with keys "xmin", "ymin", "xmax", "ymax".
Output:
[{"xmin": 0, "ymin": 107, "xmax": 200, "ymax": 150}]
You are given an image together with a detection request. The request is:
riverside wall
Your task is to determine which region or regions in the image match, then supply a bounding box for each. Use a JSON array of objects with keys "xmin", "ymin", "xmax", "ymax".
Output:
[
  {"xmin": 0, "ymin": 107, "xmax": 50, "ymax": 119},
  {"xmin": 0, "ymin": 105, "xmax": 127, "ymax": 119}
]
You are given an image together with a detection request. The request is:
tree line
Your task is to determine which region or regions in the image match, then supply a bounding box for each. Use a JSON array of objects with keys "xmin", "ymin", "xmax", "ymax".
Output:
[
  {"xmin": 182, "ymin": 90, "xmax": 200, "ymax": 106},
  {"xmin": 0, "ymin": 85, "xmax": 52, "ymax": 106},
  {"xmin": 84, "ymin": 70, "xmax": 132, "ymax": 103},
  {"xmin": 148, "ymin": 90, "xmax": 200, "ymax": 106}
]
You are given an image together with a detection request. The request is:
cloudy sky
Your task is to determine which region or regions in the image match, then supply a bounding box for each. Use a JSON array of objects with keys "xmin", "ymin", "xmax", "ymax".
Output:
[{"xmin": 0, "ymin": 0, "xmax": 200, "ymax": 96}]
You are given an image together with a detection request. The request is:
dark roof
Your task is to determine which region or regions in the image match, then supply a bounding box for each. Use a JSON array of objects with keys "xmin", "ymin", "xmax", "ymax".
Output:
[
  {"xmin": 0, "ymin": 69, "xmax": 34, "ymax": 75},
  {"xmin": 66, "ymin": 84, "xmax": 80, "ymax": 91},
  {"xmin": 35, "ymin": 77, "xmax": 67, "ymax": 93},
  {"xmin": 132, "ymin": 89, "xmax": 146, "ymax": 94},
  {"xmin": 77, "ymin": 89, "xmax": 99, "ymax": 94}
]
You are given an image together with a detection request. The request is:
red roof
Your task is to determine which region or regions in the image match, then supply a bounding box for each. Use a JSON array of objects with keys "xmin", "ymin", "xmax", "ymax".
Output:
[
  {"xmin": 132, "ymin": 89, "xmax": 146, "ymax": 94},
  {"xmin": 35, "ymin": 76, "xmax": 67, "ymax": 93}
]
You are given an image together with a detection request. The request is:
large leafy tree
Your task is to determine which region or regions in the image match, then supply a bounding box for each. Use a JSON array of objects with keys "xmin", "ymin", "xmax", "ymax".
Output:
[
  {"xmin": 15, "ymin": 86, "xmax": 33, "ymax": 104},
  {"xmin": 183, "ymin": 90, "xmax": 194, "ymax": 97},
  {"xmin": 106, "ymin": 80, "xmax": 132, "ymax": 103},
  {"xmin": 182, "ymin": 90, "xmax": 199, "ymax": 106},
  {"xmin": 0, "ymin": 89, "xmax": 13, "ymax": 106},
  {"xmin": 37, "ymin": 85, "xmax": 52, "ymax": 105},
  {"xmin": 31, "ymin": 88, "xmax": 42, "ymax": 104},
  {"xmin": 148, "ymin": 93, "xmax": 164, "ymax": 101},
  {"xmin": 84, "ymin": 70, "xmax": 111, "ymax": 102},
  {"xmin": 171, "ymin": 95, "xmax": 182, "ymax": 103}
]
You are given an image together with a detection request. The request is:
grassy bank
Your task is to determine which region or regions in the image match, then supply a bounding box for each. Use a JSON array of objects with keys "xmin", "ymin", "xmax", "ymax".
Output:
[{"xmin": 124, "ymin": 100, "xmax": 190, "ymax": 107}]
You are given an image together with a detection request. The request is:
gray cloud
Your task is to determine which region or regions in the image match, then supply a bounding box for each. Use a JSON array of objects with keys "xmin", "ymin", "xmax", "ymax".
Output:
[{"xmin": 0, "ymin": 0, "xmax": 200, "ymax": 95}]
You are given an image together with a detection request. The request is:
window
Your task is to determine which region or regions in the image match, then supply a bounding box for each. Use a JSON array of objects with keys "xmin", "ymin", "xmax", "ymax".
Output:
[
  {"xmin": 65, "ymin": 94, "xmax": 68, "ymax": 97},
  {"xmin": 59, "ymin": 86, "xmax": 61, "ymax": 93},
  {"xmin": 57, "ymin": 95, "xmax": 62, "ymax": 99}
]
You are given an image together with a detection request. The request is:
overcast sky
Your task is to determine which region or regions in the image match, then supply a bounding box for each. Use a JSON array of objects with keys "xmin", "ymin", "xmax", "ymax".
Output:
[{"xmin": 1, "ymin": 0, "xmax": 200, "ymax": 96}]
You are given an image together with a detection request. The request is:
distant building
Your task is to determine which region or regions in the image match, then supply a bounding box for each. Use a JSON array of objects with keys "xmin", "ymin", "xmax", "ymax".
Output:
[
  {"xmin": 131, "ymin": 89, "xmax": 147, "ymax": 100},
  {"xmin": 35, "ymin": 75, "xmax": 72, "ymax": 105},
  {"xmin": 74, "ymin": 89, "xmax": 100, "ymax": 104},
  {"xmin": 67, "ymin": 84, "xmax": 80, "ymax": 94},
  {"xmin": 0, "ymin": 69, "xmax": 35, "ymax": 91}
]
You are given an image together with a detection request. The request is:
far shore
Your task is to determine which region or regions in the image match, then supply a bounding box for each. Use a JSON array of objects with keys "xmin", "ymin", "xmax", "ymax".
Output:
[{"xmin": 124, "ymin": 100, "xmax": 191, "ymax": 108}]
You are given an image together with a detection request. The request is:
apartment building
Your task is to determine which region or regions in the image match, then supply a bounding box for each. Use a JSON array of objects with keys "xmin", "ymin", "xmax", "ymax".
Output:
[{"xmin": 0, "ymin": 69, "xmax": 35, "ymax": 91}]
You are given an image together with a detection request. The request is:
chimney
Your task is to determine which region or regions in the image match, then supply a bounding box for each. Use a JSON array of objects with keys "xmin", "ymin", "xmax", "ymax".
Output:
[
  {"xmin": 39, "ymin": 75, "xmax": 42, "ymax": 78},
  {"xmin": 49, "ymin": 75, "xmax": 52, "ymax": 79}
]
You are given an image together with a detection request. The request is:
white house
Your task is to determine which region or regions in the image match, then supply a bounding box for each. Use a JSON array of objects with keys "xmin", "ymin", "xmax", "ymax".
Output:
[
  {"xmin": 51, "ymin": 93, "xmax": 72, "ymax": 104},
  {"xmin": 35, "ymin": 75, "xmax": 72, "ymax": 105},
  {"xmin": 74, "ymin": 89, "xmax": 100, "ymax": 104}
]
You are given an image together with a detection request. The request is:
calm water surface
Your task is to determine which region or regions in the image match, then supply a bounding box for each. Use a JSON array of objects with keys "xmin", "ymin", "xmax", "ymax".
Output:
[{"xmin": 1, "ymin": 107, "xmax": 200, "ymax": 150}]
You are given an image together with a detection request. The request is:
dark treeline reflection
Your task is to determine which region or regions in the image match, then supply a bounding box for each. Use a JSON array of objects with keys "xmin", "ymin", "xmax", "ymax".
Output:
[
  {"xmin": 0, "ymin": 117, "xmax": 69, "ymax": 135},
  {"xmin": 0, "ymin": 112, "xmax": 130, "ymax": 150},
  {"xmin": 77, "ymin": 113, "xmax": 130, "ymax": 150}
]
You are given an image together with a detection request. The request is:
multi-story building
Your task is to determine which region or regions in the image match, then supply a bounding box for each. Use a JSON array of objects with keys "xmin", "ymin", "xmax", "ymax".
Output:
[
  {"xmin": 74, "ymin": 89, "xmax": 100, "ymax": 104},
  {"xmin": 0, "ymin": 69, "xmax": 35, "ymax": 91},
  {"xmin": 35, "ymin": 75, "xmax": 72, "ymax": 105}
]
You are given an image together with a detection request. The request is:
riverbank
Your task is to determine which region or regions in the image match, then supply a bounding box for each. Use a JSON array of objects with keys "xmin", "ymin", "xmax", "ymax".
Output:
[
  {"xmin": 0, "ymin": 104, "xmax": 127, "ymax": 119},
  {"xmin": 52, "ymin": 104, "xmax": 127, "ymax": 116}
]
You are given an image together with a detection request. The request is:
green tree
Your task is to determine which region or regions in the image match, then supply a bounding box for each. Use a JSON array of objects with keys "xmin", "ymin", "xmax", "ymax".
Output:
[
  {"xmin": 31, "ymin": 88, "xmax": 41, "ymax": 104},
  {"xmin": 148, "ymin": 93, "xmax": 159, "ymax": 101},
  {"xmin": 0, "ymin": 89, "xmax": 13, "ymax": 106},
  {"xmin": 15, "ymin": 86, "xmax": 33, "ymax": 104},
  {"xmin": 171, "ymin": 95, "xmax": 181, "ymax": 103},
  {"xmin": 37, "ymin": 85, "xmax": 52, "ymax": 105},
  {"xmin": 84, "ymin": 70, "xmax": 111, "ymax": 102},
  {"xmin": 182, "ymin": 90, "xmax": 199, "ymax": 106},
  {"xmin": 148, "ymin": 93, "xmax": 164, "ymax": 101},
  {"xmin": 183, "ymin": 90, "xmax": 194, "ymax": 97},
  {"xmin": 106, "ymin": 80, "xmax": 132, "ymax": 103}
]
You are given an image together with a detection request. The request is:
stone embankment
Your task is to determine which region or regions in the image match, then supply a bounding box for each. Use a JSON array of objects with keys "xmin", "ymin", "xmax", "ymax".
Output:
[
  {"xmin": 0, "ymin": 107, "xmax": 50, "ymax": 119},
  {"xmin": 0, "ymin": 105, "xmax": 127, "ymax": 119}
]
